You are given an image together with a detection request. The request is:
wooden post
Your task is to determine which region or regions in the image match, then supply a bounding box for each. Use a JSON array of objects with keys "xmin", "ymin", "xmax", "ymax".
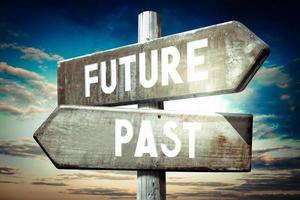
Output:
[{"xmin": 137, "ymin": 11, "xmax": 166, "ymax": 200}]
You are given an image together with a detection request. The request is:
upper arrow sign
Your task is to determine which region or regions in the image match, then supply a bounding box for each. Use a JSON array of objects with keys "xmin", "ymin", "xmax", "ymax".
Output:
[{"xmin": 58, "ymin": 21, "xmax": 270, "ymax": 106}]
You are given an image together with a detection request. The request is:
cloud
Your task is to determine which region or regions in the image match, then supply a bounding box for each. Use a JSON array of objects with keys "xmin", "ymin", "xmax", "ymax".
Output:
[
  {"xmin": 239, "ymin": 193, "xmax": 300, "ymax": 200},
  {"xmin": 66, "ymin": 187, "xmax": 134, "ymax": 198},
  {"xmin": 254, "ymin": 114, "xmax": 278, "ymax": 122},
  {"xmin": 0, "ymin": 180, "xmax": 19, "ymax": 184},
  {"xmin": 281, "ymin": 94, "xmax": 291, "ymax": 100},
  {"xmin": 172, "ymin": 189, "xmax": 300, "ymax": 199},
  {"xmin": 168, "ymin": 181, "xmax": 234, "ymax": 188},
  {"xmin": 0, "ymin": 139, "xmax": 44, "ymax": 158},
  {"xmin": 253, "ymin": 122, "xmax": 278, "ymax": 139},
  {"xmin": 0, "ymin": 78, "xmax": 35, "ymax": 103},
  {"xmin": 224, "ymin": 59, "xmax": 299, "ymax": 140},
  {"xmin": 252, "ymin": 155, "xmax": 300, "ymax": 170},
  {"xmin": 20, "ymin": 47, "xmax": 63, "ymax": 63},
  {"xmin": 170, "ymin": 171, "xmax": 300, "ymax": 199},
  {"xmin": 31, "ymin": 181, "xmax": 67, "ymax": 186},
  {"xmin": 255, "ymin": 66, "xmax": 291, "ymax": 88},
  {"xmin": 222, "ymin": 170, "xmax": 300, "ymax": 200},
  {"xmin": 252, "ymin": 114, "xmax": 284, "ymax": 139},
  {"xmin": 28, "ymin": 79, "xmax": 57, "ymax": 98},
  {"xmin": 0, "ymin": 23, "xmax": 28, "ymax": 39},
  {"xmin": 289, "ymin": 106, "xmax": 296, "ymax": 112},
  {"xmin": 24, "ymin": 105, "xmax": 52, "ymax": 115},
  {"xmin": 0, "ymin": 62, "xmax": 43, "ymax": 80},
  {"xmin": 0, "ymin": 103, "xmax": 52, "ymax": 116},
  {"xmin": 0, "ymin": 63, "xmax": 56, "ymax": 117},
  {"xmin": 226, "ymin": 86, "xmax": 256, "ymax": 106},
  {"xmin": 53, "ymin": 171, "xmax": 135, "ymax": 181},
  {"xmin": 253, "ymin": 146, "xmax": 295, "ymax": 155},
  {"xmin": 0, "ymin": 103, "xmax": 24, "ymax": 115},
  {"xmin": 0, "ymin": 166, "xmax": 19, "ymax": 175},
  {"xmin": 37, "ymin": 65, "xmax": 48, "ymax": 71},
  {"xmin": 168, "ymin": 190, "xmax": 235, "ymax": 199},
  {"xmin": 0, "ymin": 43, "xmax": 63, "ymax": 63}
]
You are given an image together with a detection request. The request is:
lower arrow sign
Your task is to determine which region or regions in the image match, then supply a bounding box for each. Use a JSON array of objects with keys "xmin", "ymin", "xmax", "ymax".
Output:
[{"xmin": 34, "ymin": 105, "xmax": 252, "ymax": 171}]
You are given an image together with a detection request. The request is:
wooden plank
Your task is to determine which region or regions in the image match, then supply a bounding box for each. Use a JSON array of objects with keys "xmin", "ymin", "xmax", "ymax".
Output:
[
  {"xmin": 58, "ymin": 21, "xmax": 269, "ymax": 106},
  {"xmin": 34, "ymin": 105, "xmax": 252, "ymax": 171}
]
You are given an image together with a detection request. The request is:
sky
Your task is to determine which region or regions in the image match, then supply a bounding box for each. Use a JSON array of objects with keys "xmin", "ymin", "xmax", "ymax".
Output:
[{"xmin": 0, "ymin": 0, "xmax": 299, "ymax": 199}]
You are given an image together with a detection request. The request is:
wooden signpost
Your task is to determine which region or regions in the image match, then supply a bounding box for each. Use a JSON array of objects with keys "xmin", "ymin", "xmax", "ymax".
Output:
[{"xmin": 34, "ymin": 11, "xmax": 270, "ymax": 200}]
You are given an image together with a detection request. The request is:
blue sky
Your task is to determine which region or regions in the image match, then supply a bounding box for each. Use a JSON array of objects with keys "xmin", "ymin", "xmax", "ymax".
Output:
[{"xmin": 0, "ymin": 0, "xmax": 300, "ymax": 199}]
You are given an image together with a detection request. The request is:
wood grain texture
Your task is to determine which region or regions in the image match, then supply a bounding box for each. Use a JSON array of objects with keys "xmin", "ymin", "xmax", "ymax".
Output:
[
  {"xmin": 137, "ymin": 11, "xmax": 165, "ymax": 200},
  {"xmin": 58, "ymin": 21, "xmax": 269, "ymax": 106},
  {"xmin": 34, "ymin": 105, "xmax": 252, "ymax": 171},
  {"xmin": 137, "ymin": 170, "xmax": 165, "ymax": 200}
]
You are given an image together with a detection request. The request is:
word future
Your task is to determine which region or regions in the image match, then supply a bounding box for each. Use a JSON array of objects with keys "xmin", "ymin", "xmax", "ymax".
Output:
[
  {"xmin": 58, "ymin": 21, "xmax": 269, "ymax": 106},
  {"xmin": 115, "ymin": 119, "xmax": 202, "ymax": 158},
  {"xmin": 85, "ymin": 38, "xmax": 208, "ymax": 97}
]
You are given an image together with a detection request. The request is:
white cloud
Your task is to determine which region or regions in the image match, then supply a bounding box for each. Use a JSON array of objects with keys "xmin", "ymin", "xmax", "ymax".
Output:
[
  {"xmin": 20, "ymin": 47, "xmax": 63, "ymax": 63},
  {"xmin": 254, "ymin": 114, "xmax": 278, "ymax": 122},
  {"xmin": 24, "ymin": 105, "xmax": 52, "ymax": 115},
  {"xmin": 28, "ymin": 79, "xmax": 57, "ymax": 98},
  {"xmin": 253, "ymin": 122, "xmax": 278, "ymax": 139},
  {"xmin": 0, "ymin": 62, "xmax": 43, "ymax": 80},
  {"xmin": 0, "ymin": 62, "xmax": 56, "ymax": 117},
  {"xmin": 0, "ymin": 78, "xmax": 35, "ymax": 103},
  {"xmin": 0, "ymin": 103, "xmax": 52, "ymax": 117},
  {"xmin": 0, "ymin": 43, "xmax": 63, "ymax": 63},
  {"xmin": 37, "ymin": 65, "xmax": 48, "ymax": 71},
  {"xmin": 0, "ymin": 103, "xmax": 24, "ymax": 115},
  {"xmin": 253, "ymin": 114, "xmax": 281, "ymax": 140},
  {"xmin": 280, "ymin": 94, "xmax": 290, "ymax": 100},
  {"xmin": 255, "ymin": 66, "xmax": 291, "ymax": 89},
  {"xmin": 225, "ymin": 86, "xmax": 256, "ymax": 106}
]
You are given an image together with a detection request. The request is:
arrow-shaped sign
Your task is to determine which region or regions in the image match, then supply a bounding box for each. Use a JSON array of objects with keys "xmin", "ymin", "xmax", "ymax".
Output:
[
  {"xmin": 58, "ymin": 21, "xmax": 270, "ymax": 106},
  {"xmin": 34, "ymin": 105, "xmax": 252, "ymax": 171}
]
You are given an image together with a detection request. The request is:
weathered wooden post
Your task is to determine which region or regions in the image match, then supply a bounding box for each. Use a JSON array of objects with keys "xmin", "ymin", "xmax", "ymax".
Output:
[{"xmin": 137, "ymin": 11, "xmax": 166, "ymax": 200}]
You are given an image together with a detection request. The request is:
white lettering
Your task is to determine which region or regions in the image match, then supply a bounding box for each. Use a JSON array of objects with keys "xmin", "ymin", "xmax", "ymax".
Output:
[
  {"xmin": 183, "ymin": 122, "xmax": 202, "ymax": 158},
  {"xmin": 115, "ymin": 119, "xmax": 133, "ymax": 157},
  {"xmin": 119, "ymin": 55, "xmax": 136, "ymax": 91},
  {"xmin": 187, "ymin": 39, "xmax": 208, "ymax": 82},
  {"xmin": 139, "ymin": 50, "xmax": 158, "ymax": 88},
  {"xmin": 84, "ymin": 39, "xmax": 209, "ymax": 97},
  {"xmin": 134, "ymin": 120, "xmax": 158, "ymax": 157},
  {"xmin": 100, "ymin": 59, "xmax": 117, "ymax": 94},
  {"xmin": 84, "ymin": 63, "xmax": 98, "ymax": 97},
  {"xmin": 161, "ymin": 121, "xmax": 181, "ymax": 157},
  {"xmin": 161, "ymin": 46, "xmax": 183, "ymax": 86}
]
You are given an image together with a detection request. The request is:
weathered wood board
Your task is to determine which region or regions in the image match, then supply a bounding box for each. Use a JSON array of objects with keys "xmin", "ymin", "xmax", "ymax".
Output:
[
  {"xmin": 58, "ymin": 21, "xmax": 269, "ymax": 106},
  {"xmin": 34, "ymin": 105, "xmax": 252, "ymax": 171}
]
